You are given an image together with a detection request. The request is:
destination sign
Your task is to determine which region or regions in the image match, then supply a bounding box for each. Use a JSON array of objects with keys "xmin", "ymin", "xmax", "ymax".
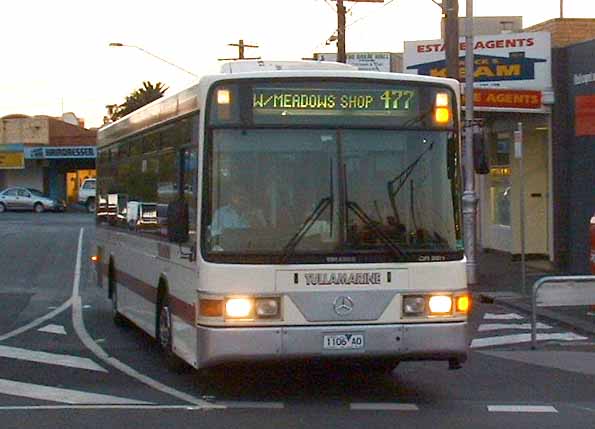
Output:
[{"xmin": 252, "ymin": 87, "xmax": 418, "ymax": 117}]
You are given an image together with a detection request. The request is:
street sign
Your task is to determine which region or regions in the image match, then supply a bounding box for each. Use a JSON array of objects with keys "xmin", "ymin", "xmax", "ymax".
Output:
[
  {"xmin": 0, "ymin": 144, "xmax": 25, "ymax": 169},
  {"xmin": 514, "ymin": 129, "xmax": 523, "ymax": 159}
]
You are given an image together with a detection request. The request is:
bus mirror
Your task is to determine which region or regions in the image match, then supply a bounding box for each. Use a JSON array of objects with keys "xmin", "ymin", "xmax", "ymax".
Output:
[
  {"xmin": 167, "ymin": 199, "xmax": 189, "ymax": 243},
  {"xmin": 473, "ymin": 130, "xmax": 490, "ymax": 175},
  {"xmin": 447, "ymin": 133, "xmax": 456, "ymax": 180}
]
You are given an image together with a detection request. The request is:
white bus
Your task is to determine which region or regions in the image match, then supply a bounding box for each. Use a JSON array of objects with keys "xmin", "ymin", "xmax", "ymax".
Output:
[{"xmin": 95, "ymin": 60, "xmax": 470, "ymax": 372}]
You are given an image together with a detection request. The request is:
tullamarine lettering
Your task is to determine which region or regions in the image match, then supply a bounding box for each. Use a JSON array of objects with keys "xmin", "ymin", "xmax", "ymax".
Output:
[{"xmin": 302, "ymin": 272, "xmax": 383, "ymax": 286}]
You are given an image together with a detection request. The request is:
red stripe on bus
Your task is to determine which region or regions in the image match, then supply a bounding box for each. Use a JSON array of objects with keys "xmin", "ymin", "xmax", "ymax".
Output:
[{"xmin": 112, "ymin": 268, "xmax": 195, "ymax": 326}]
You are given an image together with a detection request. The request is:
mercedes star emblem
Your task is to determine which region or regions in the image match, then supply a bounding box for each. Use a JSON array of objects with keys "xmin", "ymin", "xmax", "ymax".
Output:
[{"xmin": 333, "ymin": 296, "xmax": 354, "ymax": 316}]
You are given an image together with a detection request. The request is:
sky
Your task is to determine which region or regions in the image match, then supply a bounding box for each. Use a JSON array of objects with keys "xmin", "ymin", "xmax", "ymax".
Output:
[{"xmin": 1, "ymin": 0, "xmax": 593, "ymax": 129}]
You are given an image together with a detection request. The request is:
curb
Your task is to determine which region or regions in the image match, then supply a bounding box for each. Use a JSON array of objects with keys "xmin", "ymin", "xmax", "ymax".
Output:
[{"xmin": 478, "ymin": 292, "xmax": 595, "ymax": 337}]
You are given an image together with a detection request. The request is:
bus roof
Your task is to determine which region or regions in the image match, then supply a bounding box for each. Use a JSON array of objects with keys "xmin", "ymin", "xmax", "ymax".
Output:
[{"xmin": 98, "ymin": 63, "xmax": 459, "ymax": 148}]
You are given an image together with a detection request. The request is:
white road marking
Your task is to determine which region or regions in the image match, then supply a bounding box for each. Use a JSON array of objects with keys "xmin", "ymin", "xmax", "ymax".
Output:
[
  {"xmin": 71, "ymin": 228, "xmax": 221, "ymax": 409},
  {"xmin": 37, "ymin": 324, "xmax": 67, "ymax": 335},
  {"xmin": 0, "ymin": 379, "xmax": 152, "ymax": 405},
  {"xmin": 0, "ymin": 299, "xmax": 72, "ymax": 343},
  {"xmin": 0, "ymin": 405, "xmax": 204, "ymax": 411},
  {"xmin": 488, "ymin": 405, "xmax": 558, "ymax": 413},
  {"xmin": 471, "ymin": 332, "xmax": 588, "ymax": 348},
  {"xmin": 351, "ymin": 403, "xmax": 419, "ymax": 411},
  {"xmin": 0, "ymin": 345, "xmax": 106, "ymax": 372},
  {"xmin": 478, "ymin": 323, "xmax": 552, "ymax": 332},
  {"xmin": 483, "ymin": 313, "xmax": 524, "ymax": 320},
  {"xmin": 215, "ymin": 401, "xmax": 285, "ymax": 409}
]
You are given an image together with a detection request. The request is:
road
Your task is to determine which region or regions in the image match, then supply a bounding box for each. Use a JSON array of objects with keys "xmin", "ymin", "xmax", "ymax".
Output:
[{"xmin": 0, "ymin": 213, "xmax": 594, "ymax": 428}]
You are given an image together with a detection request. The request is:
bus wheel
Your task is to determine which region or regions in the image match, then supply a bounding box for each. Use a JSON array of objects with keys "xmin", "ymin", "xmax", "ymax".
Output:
[
  {"xmin": 111, "ymin": 282, "xmax": 126, "ymax": 327},
  {"xmin": 157, "ymin": 296, "xmax": 187, "ymax": 373}
]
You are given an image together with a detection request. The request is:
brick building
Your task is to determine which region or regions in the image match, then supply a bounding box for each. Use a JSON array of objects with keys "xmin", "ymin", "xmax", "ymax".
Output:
[
  {"xmin": 525, "ymin": 18, "xmax": 595, "ymax": 48},
  {"xmin": 0, "ymin": 114, "xmax": 97, "ymax": 203}
]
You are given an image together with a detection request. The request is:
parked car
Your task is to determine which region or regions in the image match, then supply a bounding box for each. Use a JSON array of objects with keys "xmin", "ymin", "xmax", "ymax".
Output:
[
  {"xmin": 0, "ymin": 187, "xmax": 66, "ymax": 213},
  {"xmin": 78, "ymin": 178, "xmax": 96, "ymax": 213}
]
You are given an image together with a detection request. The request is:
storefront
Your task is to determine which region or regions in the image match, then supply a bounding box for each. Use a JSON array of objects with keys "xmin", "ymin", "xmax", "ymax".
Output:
[
  {"xmin": 552, "ymin": 38, "xmax": 595, "ymax": 273},
  {"xmin": 0, "ymin": 115, "xmax": 96, "ymax": 204},
  {"xmin": 404, "ymin": 32, "xmax": 553, "ymax": 259},
  {"xmin": 24, "ymin": 146, "xmax": 96, "ymax": 203}
]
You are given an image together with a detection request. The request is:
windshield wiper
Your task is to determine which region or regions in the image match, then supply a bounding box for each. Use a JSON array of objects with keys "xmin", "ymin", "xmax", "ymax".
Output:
[
  {"xmin": 346, "ymin": 200, "xmax": 408, "ymax": 258},
  {"xmin": 280, "ymin": 196, "xmax": 332, "ymax": 263},
  {"xmin": 281, "ymin": 159, "xmax": 334, "ymax": 264},
  {"xmin": 387, "ymin": 140, "xmax": 435, "ymax": 225}
]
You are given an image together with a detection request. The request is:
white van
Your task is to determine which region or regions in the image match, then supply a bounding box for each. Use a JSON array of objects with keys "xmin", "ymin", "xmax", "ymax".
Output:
[{"xmin": 78, "ymin": 178, "xmax": 96, "ymax": 212}]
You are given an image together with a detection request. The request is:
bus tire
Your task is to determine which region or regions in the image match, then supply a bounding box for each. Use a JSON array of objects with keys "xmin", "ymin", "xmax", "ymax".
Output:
[{"xmin": 156, "ymin": 293, "xmax": 188, "ymax": 373}]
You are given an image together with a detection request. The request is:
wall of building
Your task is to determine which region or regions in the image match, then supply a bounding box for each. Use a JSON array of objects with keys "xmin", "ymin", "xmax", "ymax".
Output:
[
  {"xmin": 48, "ymin": 118, "xmax": 96, "ymax": 146},
  {"xmin": 563, "ymin": 39, "xmax": 595, "ymax": 273},
  {"xmin": 452, "ymin": 16, "xmax": 523, "ymax": 37},
  {"xmin": 0, "ymin": 117, "xmax": 49, "ymax": 145},
  {"xmin": 525, "ymin": 18, "xmax": 595, "ymax": 48},
  {"xmin": 1, "ymin": 160, "xmax": 44, "ymax": 190}
]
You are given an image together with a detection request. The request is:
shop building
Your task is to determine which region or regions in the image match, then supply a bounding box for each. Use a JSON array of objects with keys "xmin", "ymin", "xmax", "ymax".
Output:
[
  {"xmin": 551, "ymin": 37, "xmax": 595, "ymax": 273},
  {"xmin": 403, "ymin": 18, "xmax": 595, "ymax": 271},
  {"xmin": 404, "ymin": 31, "xmax": 554, "ymax": 260},
  {"xmin": 0, "ymin": 114, "xmax": 96, "ymax": 204}
]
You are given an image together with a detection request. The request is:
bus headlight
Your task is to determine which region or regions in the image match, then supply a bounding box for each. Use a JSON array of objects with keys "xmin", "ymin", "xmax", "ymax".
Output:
[
  {"xmin": 225, "ymin": 298, "xmax": 254, "ymax": 319},
  {"xmin": 403, "ymin": 296, "xmax": 425, "ymax": 315},
  {"xmin": 428, "ymin": 295, "xmax": 453, "ymax": 315},
  {"xmin": 255, "ymin": 298, "xmax": 280, "ymax": 318}
]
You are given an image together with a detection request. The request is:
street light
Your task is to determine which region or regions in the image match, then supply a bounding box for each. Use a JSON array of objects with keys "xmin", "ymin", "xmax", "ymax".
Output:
[{"xmin": 108, "ymin": 42, "xmax": 198, "ymax": 78}]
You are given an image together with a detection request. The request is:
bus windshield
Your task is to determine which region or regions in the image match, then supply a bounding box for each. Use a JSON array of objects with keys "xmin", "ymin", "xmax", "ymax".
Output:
[{"xmin": 203, "ymin": 127, "xmax": 461, "ymax": 263}]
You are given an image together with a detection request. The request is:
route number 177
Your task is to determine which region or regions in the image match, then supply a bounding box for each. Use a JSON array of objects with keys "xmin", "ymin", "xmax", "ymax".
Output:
[{"xmin": 380, "ymin": 90, "xmax": 415, "ymax": 110}]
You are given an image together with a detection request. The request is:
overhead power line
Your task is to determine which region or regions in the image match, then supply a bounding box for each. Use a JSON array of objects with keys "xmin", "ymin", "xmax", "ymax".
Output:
[{"xmin": 346, "ymin": 0, "xmax": 398, "ymax": 29}]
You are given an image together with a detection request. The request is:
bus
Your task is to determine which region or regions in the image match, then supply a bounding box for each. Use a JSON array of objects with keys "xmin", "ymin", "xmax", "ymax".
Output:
[{"xmin": 95, "ymin": 60, "xmax": 470, "ymax": 372}]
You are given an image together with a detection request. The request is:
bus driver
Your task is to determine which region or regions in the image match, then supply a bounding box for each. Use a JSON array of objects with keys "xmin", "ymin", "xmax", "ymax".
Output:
[{"xmin": 209, "ymin": 185, "xmax": 266, "ymax": 239}]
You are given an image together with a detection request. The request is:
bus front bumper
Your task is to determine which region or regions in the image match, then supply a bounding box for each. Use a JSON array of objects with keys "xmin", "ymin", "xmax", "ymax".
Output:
[{"xmin": 196, "ymin": 322, "xmax": 468, "ymax": 368}]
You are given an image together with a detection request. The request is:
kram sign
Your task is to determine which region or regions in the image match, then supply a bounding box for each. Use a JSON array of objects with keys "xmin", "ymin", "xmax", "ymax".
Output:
[{"xmin": 404, "ymin": 32, "xmax": 551, "ymax": 90}]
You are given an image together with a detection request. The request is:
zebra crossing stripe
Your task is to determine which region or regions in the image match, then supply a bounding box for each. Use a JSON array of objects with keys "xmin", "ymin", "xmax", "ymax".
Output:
[
  {"xmin": 483, "ymin": 313, "xmax": 524, "ymax": 320},
  {"xmin": 471, "ymin": 332, "xmax": 588, "ymax": 348},
  {"xmin": 478, "ymin": 322, "xmax": 551, "ymax": 332}
]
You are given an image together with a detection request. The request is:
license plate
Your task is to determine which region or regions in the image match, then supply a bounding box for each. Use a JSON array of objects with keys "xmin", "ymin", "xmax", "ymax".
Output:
[{"xmin": 323, "ymin": 333, "xmax": 365, "ymax": 350}]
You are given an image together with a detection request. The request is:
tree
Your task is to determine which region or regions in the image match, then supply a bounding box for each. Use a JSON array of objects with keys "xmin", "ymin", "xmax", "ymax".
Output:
[{"xmin": 106, "ymin": 81, "xmax": 169, "ymax": 122}]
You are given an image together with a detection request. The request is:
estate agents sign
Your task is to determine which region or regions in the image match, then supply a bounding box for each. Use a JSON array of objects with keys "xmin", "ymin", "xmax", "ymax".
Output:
[{"xmin": 404, "ymin": 32, "xmax": 551, "ymax": 90}]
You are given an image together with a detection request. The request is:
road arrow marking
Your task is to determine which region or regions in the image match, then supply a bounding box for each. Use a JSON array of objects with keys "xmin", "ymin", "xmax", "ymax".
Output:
[{"xmin": 38, "ymin": 324, "xmax": 67, "ymax": 335}]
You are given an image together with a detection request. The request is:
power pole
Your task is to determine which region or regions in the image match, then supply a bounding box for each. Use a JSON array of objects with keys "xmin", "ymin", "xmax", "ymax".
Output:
[
  {"xmin": 463, "ymin": 0, "xmax": 478, "ymax": 285},
  {"xmin": 444, "ymin": 0, "xmax": 460, "ymax": 80},
  {"xmin": 334, "ymin": 0, "xmax": 384, "ymax": 63},
  {"xmin": 218, "ymin": 39, "xmax": 260, "ymax": 61},
  {"xmin": 337, "ymin": 0, "xmax": 347, "ymax": 63}
]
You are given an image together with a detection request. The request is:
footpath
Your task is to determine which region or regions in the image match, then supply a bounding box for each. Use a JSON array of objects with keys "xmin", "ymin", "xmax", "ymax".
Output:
[{"xmin": 471, "ymin": 251, "xmax": 595, "ymax": 337}]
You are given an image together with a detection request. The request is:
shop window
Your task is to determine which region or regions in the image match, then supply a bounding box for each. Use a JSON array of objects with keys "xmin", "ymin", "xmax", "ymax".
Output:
[{"xmin": 489, "ymin": 132, "xmax": 511, "ymax": 227}]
